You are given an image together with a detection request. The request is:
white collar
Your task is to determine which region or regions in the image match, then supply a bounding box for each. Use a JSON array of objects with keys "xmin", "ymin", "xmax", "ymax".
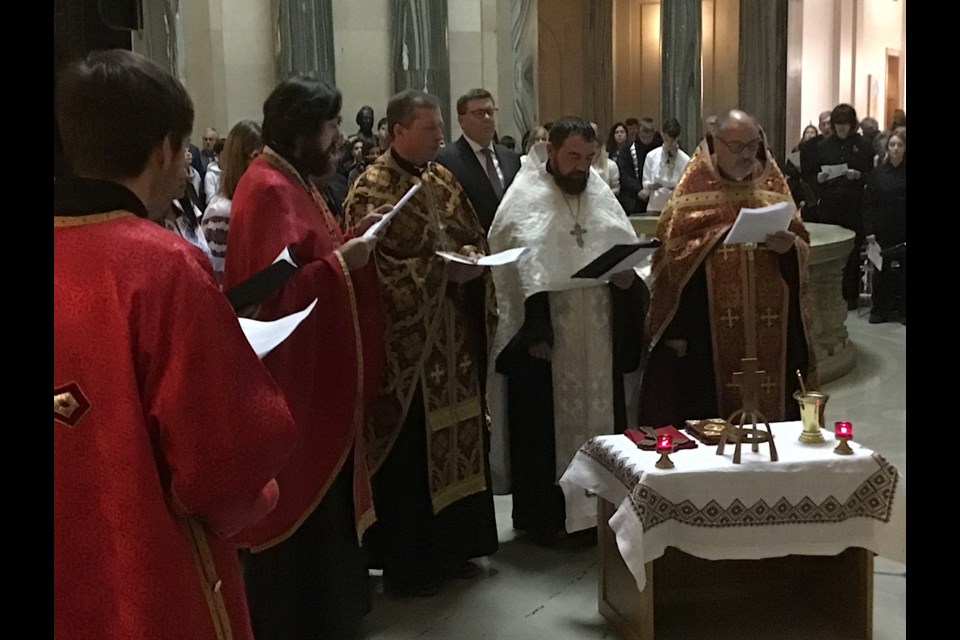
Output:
[{"xmin": 464, "ymin": 135, "xmax": 494, "ymax": 155}]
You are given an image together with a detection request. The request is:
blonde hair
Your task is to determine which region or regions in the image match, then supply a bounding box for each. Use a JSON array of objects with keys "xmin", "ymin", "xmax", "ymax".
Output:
[{"xmin": 219, "ymin": 120, "xmax": 263, "ymax": 200}]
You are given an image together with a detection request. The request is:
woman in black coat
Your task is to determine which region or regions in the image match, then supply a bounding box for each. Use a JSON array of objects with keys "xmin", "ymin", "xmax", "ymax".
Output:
[{"xmin": 864, "ymin": 131, "xmax": 906, "ymax": 324}]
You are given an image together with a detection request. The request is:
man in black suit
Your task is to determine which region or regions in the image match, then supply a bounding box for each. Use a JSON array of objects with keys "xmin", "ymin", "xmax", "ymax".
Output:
[
  {"xmin": 436, "ymin": 88, "xmax": 521, "ymax": 232},
  {"xmin": 616, "ymin": 117, "xmax": 662, "ymax": 215}
]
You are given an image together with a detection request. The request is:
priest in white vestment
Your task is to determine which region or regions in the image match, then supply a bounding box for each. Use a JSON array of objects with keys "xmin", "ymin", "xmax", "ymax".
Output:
[{"xmin": 487, "ymin": 118, "xmax": 648, "ymax": 544}]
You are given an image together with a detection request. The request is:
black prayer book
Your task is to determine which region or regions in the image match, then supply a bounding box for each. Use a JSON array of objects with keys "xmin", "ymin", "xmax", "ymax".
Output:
[
  {"xmin": 225, "ymin": 244, "xmax": 300, "ymax": 312},
  {"xmin": 571, "ymin": 239, "xmax": 661, "ymax": 279}
]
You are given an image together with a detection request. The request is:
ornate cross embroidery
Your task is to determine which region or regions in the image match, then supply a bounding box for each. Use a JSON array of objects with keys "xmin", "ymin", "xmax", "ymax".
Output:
[
  {"xmin": 720, "ymin": 308, "xmax": 740, "ymax": 329},
  {"xmin": 429, "ymin": 363, "xmax": 446, "ymax": 385},
  {"xmin": 760, "ymin": 307, "xmax": 779, "ymax": 328}
]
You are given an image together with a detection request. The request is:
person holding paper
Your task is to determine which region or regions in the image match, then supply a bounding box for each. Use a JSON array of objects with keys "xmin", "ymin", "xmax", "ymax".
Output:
[
  {"xmin": 864, "ymin": 131, "xmax": 907, "ymax": 324},
  {"xmin": 487, "ymin": 117, "xmax": 648, "ymax": 544},
  {"xmin": 54, "ymin": 50, "xmax": 297, "ymax": 640},
  {"xmin": 641, "ymin": 117, "xmax": 691, "ymax": 214},
  {"xmin": 224, "ymin": 77, "xmax": 387, "ymax": 640},
  {"xmin": 343, "ymin": 90, "xmax": 500, "ymax": 598},
  {"xmin": 640, "ymin": 109, "xmax": 818, "ymax": 431},
  {"xmin": 812, "ymin": 103, "xmax": 874, "ymax": 310}
]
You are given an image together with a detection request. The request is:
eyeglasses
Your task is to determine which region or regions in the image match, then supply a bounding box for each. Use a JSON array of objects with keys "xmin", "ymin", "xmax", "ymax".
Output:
[
  {"xmin": 468, "ymin": 108, "xmax": 498, "ymax": 119},
  {"xmin": 715, "ymin": 136, "xmax": 761, "ymax": 154}
]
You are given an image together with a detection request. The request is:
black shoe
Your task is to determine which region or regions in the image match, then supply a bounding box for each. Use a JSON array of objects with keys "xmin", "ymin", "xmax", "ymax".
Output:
[
  {"xmin": 383, "ymin": 572, "xmax": 442, "ymax": 598},
  {"xmin": 847, "ymin": 298, "xmax": 859, "ymax": 311},
  {"xmin": 440, "ymin": 560, "xmax": 483, "ymax": 580},
  {"xmin": 869, "ymin": 312, "xmax": 886, "ymax": 324},
  {"xmin": 899, "ymin": 315, "xmax": 906, "ymax": 326}
]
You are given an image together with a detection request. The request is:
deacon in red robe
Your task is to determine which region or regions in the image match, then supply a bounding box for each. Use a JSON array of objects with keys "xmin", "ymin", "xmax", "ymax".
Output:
[
  {"xmin": 54, "ymin": 49, "xmax": 297, "ymax": 640},
  {"xmin": 223, "ymin": 77, "xmax": 385, "ymax": 640}
]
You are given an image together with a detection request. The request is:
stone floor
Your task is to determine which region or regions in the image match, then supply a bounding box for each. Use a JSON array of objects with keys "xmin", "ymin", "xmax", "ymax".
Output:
[{"xmin": 362, "ymin": 309, "xmax": 906, "ymax": 639}]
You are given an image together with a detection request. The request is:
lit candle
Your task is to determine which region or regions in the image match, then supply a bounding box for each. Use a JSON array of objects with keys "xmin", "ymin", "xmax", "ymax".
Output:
[
  {"xmin": 657, "ymin": 434, "xmax": 673, "ymax": 452},
  {"xmin": 835, "ymin": 422, "xmax": 853, "ymax": 438}
]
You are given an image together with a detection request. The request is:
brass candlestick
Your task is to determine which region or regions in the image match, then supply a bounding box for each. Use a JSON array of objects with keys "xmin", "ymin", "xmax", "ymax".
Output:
[
  {"xmin": 655, "ymin": 451, "xmax": 675, "ymax": 469},
  {"xmin": 834, "ymin": 436, "xmax": 854, "ymax": 455}
]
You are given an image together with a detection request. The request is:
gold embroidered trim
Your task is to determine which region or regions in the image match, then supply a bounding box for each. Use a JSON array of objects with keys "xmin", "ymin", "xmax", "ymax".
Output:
[
  {"xmin": 53, "ymin": 211, "xmax": 132, "ymax": 227},
  {"xmin": 427, "ymin": 396, "xmax": 482, "ymax": 432},
  {"xmin": 180, "ymin": 517, "xmax": 233, "ymax": 640},
  {"xmin": 336, "ymin": 250, "xmax": 378, "ymax": 539},
  {"xmin": 245, "ymin": 444, "xmax": 352, "ymax": 553}
]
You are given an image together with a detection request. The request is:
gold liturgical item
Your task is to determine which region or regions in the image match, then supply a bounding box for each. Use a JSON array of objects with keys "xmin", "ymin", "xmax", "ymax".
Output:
[
  {"xmin": 794, "ymin": 386, "xmax": 829, "ymax": 445},
  {"xmin": 714, "ymin": 244, "xmax": 777, "ymax": 463}
]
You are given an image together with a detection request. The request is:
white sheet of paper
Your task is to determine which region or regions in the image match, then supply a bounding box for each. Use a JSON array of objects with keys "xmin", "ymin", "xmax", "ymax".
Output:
[
  {"xmin": 435, "ymin": 247, "xmax": 529, "ymax": 267},
  {"xmin": 867, "ymin": 240, "xmax": 883, "ymax": 271},
  {"xmin": 821, "ymin": 163, "xmax": 849, "ymax": 180},
  {"xmin": 724, "ymin": 201, "xmax": 795, "ymax": 245},
  {"xmin": 239, "ymin": 299, "xmax": 318, "ymax": 359},
  {"xmin": 272, "ymin": 245, "xmax": 297, "ymax": 267},
  {"xmin": 788, "ymin": 151, "xmax": 801, "ymax": 169},
  {"xmin": 361, "ymin": 182, "xmax": 422, "ymax": 238}
]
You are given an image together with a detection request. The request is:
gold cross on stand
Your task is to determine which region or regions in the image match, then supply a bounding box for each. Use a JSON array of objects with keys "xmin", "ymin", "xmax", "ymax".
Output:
[
  {"xmin": 570, "ymin": 224, "xmax": 587, "ymax": 248},
  {"xmin": 716, "ymin": 357, "xmax": 779, "ymax": 463},
  {"xmin": 760, "ymin": 307, "xmax": 780, "ymax": 328},
  {"xmin": 727, "ymin": 358, "xmax": 766, "ymax": 412}
]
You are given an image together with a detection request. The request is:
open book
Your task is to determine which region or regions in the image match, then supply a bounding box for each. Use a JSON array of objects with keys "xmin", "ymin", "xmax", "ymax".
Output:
[
  {"xmin": 571, "ymin": 239, "xmax": 662, "ymax": 280},
  {"xmin": 225, "ymin": 245, "xmax": 299, "ymax": 312}
]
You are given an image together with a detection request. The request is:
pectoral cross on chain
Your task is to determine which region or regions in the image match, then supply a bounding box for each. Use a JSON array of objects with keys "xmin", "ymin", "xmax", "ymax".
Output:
[{"xmin": 571, "ymin": 223, "xmax": 587, "ymax": 248}]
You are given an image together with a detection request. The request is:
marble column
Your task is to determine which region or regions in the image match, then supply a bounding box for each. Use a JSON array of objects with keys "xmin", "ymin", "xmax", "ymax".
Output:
[
  {"xmin": 660, "ymin": 0, "xmax": 701, "ymax": 154},
  {"xmin": 501, "ymin": 0, "xmax": 538, "ymax": 141},
  {"xmin": 274, "ymin": 0, "xmax": 336, "ymax": 84},
  {"xmin": 391, "ymin": 0, "xmax": 452, "ymax": 142},
  {"xmin": 739, "ymin": 0, "xmax": 788, "ymax": 163},
  {"xmin": 582, "ymin": 0, "xmax": 613, "ymax": 132}
]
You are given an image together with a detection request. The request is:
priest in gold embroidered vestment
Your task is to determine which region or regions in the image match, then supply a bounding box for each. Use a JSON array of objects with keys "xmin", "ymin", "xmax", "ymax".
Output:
[
  {"xmin": 639, "ymin": 109, "xmax": 818, "ymax": 430},
  {"xmin": 343, "ymin": 90, "xmax": 498, "ymax": 597}
]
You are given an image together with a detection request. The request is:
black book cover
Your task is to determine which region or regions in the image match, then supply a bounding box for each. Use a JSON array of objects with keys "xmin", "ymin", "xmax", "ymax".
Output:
[
  {"xmin": 571, "ymin": 239, "xmax": 661, "ymax": 279},
  {"xmin": 225, "ymin": 244, "xmax": 299, "ymax": 312}
]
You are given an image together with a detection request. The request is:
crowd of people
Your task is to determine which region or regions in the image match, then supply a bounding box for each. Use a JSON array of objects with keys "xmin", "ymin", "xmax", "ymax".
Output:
[{"xmin": 54, "ymin": 48, "xmax": 905, "ymax": 640}]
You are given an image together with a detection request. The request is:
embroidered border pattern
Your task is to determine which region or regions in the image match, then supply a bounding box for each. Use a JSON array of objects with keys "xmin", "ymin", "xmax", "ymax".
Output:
[
  {"xmin": 629, "ymin": 453, "xmax": 899, "ymax": 531},
  {"xmin": 580, "ymin": 438, "xmax": 643, "ymax": 495}
]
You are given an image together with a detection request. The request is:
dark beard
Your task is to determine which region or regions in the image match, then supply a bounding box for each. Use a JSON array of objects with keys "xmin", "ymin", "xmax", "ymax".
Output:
[
  {"xmin": 301, "ymin": 144, "xmax": 336, "ymax": 178},
  {"xmin": 547, "ymin": 162, "xmax": 589, "ymax": 195}
]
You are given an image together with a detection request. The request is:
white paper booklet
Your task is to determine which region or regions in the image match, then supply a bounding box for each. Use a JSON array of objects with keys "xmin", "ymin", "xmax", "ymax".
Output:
[
  {"xmin": 435, "ymin": 247, "xmax": 529, "ymax": 267},
  {"xmin": 867, "ymin": 240, "xmax": 883, "ymax": 271},
  {"xmin": 239, "ymin": 299, "xmax": 318, "ymax": 359},
  {"xmin": 362, "ymin": 182, "xmax": 422, "ymax": 238},
  {"xmin": 820, "ymin": 163, "xmax": 849, "ymax": 181},
  {"xmin": 723, "ymin": 201, "xmax": 795, "ymax": 245}
]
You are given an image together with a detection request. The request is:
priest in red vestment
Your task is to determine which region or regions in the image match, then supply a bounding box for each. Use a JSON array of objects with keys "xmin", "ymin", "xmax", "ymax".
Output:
[
  {"xmin": 640, "ymin": 109, "xmax": 818, "ymax": 430},
  {"xmin": 54, "ymin": 50, "xmax": 297, "ymax": 640},
  {"xmin": 223, "ymin": 77, "xmax": 385, "ymax": 640}
]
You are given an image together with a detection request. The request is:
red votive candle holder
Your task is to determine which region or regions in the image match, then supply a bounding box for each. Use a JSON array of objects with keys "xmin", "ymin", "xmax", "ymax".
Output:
[
  {"xmin": 835, "ymin": 422, "xmax": 853, "ymax": 438},
  {"xmin": 657, "ymin": 434, "xmax": 674, "ymax": 453},
  {"xmin": 655, "ymin": 434, "xmax": 675, "ymax": 469},
  {"xmin": 833, "ymin": 421, "xmax": 854, "ymax": 455}
]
